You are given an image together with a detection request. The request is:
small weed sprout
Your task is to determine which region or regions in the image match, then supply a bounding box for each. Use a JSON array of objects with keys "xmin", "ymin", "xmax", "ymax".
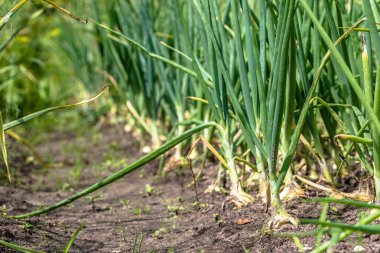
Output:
[
  {"xmin": 145, "ymin": 184, "xmax": 154, "ymax": 195},
  {"xmin": 120, "ymin": 199, "xmax": 130, "ymax": 208},
  {"xmin": 167, "ymin": 204, "xmax": 184, "ymax": 215}
]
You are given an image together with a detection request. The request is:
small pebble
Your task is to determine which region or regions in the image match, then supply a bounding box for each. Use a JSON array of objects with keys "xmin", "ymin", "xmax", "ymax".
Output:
[{"xmin": 353, "ymin": 245, "xmax": 365, "ymax": 252}]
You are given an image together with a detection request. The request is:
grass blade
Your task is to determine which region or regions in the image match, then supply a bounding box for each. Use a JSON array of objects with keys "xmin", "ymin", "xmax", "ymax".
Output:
[
  {"xmin": 301, "ymin": 219, "xmax": 380, "ymax": 234},
  {"xmin": 303, "ymin": 198, "xmax": 380, "ymax": 209},
  {"xmin": 43, "ymin": 0, "xmax": 87, "ymax": 23},
  {"xmin": 0, "ymin": 112, "xmax": 10, "ymax": 182},
  {"xmin": 63, "ymin": 223, "xmax": 85, "ymax": 253},
  {"xmin": 0, "ymin": 0, "xmax": 29, "ymax": 31},
  {"xmin": 0, "ymin": 239, "xmax": 46, "ymax": 253},
  {"xmin": 3, "ymin": 85, "xmax": 109, "ymax": 131}
]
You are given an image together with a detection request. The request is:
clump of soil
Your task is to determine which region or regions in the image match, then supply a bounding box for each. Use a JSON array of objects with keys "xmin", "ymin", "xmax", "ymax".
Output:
[{"xmin": 0, "ymin": 123, "xmax": 379, "ymax": 252}]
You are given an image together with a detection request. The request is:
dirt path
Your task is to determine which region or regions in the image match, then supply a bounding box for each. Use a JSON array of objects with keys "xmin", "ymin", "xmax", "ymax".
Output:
[{"xmin": 0, "ymin": 124, "xmax": 379, "ymax": 252}]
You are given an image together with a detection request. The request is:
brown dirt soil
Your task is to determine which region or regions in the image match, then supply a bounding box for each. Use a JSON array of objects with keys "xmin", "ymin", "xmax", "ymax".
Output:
[{"xmin": 0, "ymin": 123, "xmax": 379, "ymax": 252}]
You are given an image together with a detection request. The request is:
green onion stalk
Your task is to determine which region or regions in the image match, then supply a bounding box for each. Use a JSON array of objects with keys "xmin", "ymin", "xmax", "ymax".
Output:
[
  {"xmin": 182, "ymin": 0, "xmax": 255, "ymax": 204},
  {"xmin": 363, "ymin": 0, "xmax": 380, "ymax": 202},
  {"xmin": 91, "ymin": 0, "xmax": 204, "ymax": 159},
  {"xmin": 293, "ymin": 0, "xmax": 380, "ymax": 206}
]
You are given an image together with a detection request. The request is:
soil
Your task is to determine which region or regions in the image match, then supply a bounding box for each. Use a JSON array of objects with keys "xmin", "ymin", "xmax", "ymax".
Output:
[{"xmin": 0, "ymin": 122, "xmax": 379, "ymax": 253}]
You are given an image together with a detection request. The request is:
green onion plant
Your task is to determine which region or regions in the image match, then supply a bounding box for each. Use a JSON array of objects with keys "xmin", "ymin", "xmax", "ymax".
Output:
[{"xmin": 6, "ymin": 0, "xmax": 380, "ymax": 241}]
